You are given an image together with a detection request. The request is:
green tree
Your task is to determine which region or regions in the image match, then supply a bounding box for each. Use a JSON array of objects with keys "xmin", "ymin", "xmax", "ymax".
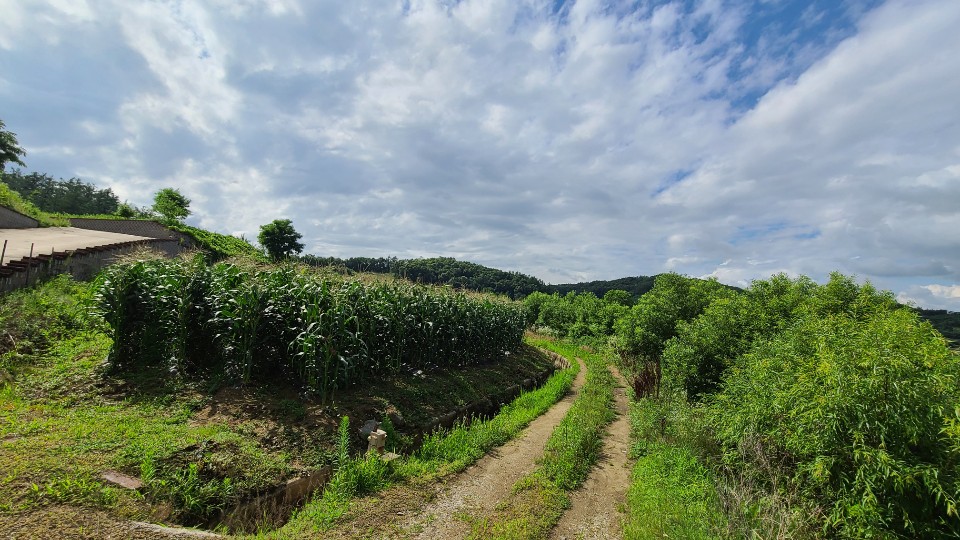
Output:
[
  {"xmin": 0, "ymin": 119, "xmax": 27, "ymax": 173},
  {"xmin": 152, "ymin": 188, "xmax": 191, "ymax": 222},
  {"xmin": 258, "ymin": 219, "xmax": 304, "ymax": 261},
  {"xmin": 614, "ymin": 273, "xmax": 733, "ymax": 366},
  {"xmin": 603, "ymin": 289, "xmax": 633, "ymax": 306}
]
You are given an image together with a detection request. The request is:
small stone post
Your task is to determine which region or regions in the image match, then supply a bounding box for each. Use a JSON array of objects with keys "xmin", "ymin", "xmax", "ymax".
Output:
[{"xmin": 367, "ymin": 428, "xmax": 387, "ymax": 455}]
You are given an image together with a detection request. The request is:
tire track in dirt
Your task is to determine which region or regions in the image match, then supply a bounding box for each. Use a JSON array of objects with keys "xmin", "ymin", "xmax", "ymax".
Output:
[
  {"xmin": 550, "ymin": 365, "xmax": 632, "ymax": 540},
  {"xmin": 397, "ymin": 357, "xmax": 588, "ymax": 540}
]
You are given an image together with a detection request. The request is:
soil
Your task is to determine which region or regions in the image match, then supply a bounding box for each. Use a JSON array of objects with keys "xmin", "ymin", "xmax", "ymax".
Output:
[
  {"xmin": 550, "ymin": 365, "xmax": 633, "ymax": 540},
  {"xmin": 0, "ymin": 506, "xmax": 181, "ymax": 540},
  {"xmin": 320, "ymin": 357, "xmax": 588, "ymax": 540}
]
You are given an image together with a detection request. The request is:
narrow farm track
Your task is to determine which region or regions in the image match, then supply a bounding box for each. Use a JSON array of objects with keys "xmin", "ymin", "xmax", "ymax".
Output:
[
  {"xmin": 550, "ymin": 365, "xmax": 632, "ymax": 540},
  {"xmin": 397, "ymin": 357, "xmax": 588, "ymax": 539}
]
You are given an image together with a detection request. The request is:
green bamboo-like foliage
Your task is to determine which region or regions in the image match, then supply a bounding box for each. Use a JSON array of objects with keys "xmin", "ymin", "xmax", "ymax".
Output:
[{"xmin": 94, "ymin": 259, "xmax": 526, "ymax": 400}]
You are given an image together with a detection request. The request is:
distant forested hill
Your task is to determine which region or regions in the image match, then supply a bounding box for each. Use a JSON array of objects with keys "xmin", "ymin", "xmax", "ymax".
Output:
[
  {"xmin": 917, "ymin": 309, "xmax": 960, "ymax": 348},
  {"xmin": 543, "ymin": 276, "xmax": 657, "ymax": 299},
  {"xmin": 300, "ymin": 255, "xmax": 544, "ymax": 299},
  {"xmin": 300, "ymin": 254, "xmax": 664, "ymax": 300}
]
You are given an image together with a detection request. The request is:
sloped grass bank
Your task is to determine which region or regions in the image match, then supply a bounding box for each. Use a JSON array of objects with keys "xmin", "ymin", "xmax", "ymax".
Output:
[
  {"xmin": 466, "ymin": 340, "xmax": 617, "ymax": 539},
  {"xmin": 268, "ymin": 348, "xmax": 579, "ymax": 537}
]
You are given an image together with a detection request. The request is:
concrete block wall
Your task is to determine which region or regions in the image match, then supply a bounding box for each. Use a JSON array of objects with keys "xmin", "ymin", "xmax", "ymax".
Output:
[
  {"xmin": 68, "ymin": 218, "xmax": 192, "ymax": 242},
  {"xmin": 0, "ymin": 238, "xmax": 184, "ymax": 293},
  {"xmin": 0, "ymin": 206, "xmax": 40, "ymax": 228}
]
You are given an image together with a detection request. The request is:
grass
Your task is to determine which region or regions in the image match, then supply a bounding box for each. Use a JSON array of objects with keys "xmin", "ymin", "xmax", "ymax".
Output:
[
  {"xmin": 0, "ymin": 181, "xmax": 69, "ymax": 227},
  {"xmin": 467, "ymin": 339, "xmax": 617, "ymax": 539},
  {"xmin": 1, "ymin": 275, "xmax": 562, "ymax": 535},
  {"xmin": 269, "ymin": 351, "xmax": 579, "ymax": 537},
  {"xmin": 622, "ymin": 396, "xmax": 726, "ymax": 540}
]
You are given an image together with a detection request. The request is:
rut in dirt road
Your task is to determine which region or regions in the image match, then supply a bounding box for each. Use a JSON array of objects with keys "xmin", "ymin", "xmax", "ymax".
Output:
[
  {"xmin": 550, "ymin": 365, "xmax": 633, "ymax": 540},
  {"xmin": 397, "ymin": 358, "xmax": 588, "ymax": 540}
]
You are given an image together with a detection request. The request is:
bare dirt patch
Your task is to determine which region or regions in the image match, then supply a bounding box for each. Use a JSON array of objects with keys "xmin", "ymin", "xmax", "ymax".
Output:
[
  {"xmin": 0, "ymin": 506, "xmax": 176, "ymax": 540},
  {"xmin": 550, "ymin": 366, "xmax": 632, "ymax": 540}
]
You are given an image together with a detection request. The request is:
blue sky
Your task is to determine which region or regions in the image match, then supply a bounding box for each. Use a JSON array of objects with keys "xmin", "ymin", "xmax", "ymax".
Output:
[{"xmin": 1, "ymin": 0, "xmax": 958, "ymax": 309}]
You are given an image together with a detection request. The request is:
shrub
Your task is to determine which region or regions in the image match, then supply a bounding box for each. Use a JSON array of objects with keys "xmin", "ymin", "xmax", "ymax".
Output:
[
  {"xmin": 662, "ymin": 273, "xmax": 896, "ymax": 400},
  {"xmin": 708, "ymin": 309, "xmax": 960, "ymax": 538}
]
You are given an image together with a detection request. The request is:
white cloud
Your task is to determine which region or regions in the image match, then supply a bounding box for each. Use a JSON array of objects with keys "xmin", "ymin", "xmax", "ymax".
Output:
[
  {"xmin": 2, "ymin": 0, "xmax": 959, "ymax": 308},
  {"xmin": 899, "ymin": 284, "xmax": 960, "ymax": 311}
]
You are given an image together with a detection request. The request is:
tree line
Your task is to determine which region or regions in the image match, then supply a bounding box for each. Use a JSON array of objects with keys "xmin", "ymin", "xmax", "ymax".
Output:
[{"xmin": 2, "ymin": 170, "xmax": 120, "ymax": 215}]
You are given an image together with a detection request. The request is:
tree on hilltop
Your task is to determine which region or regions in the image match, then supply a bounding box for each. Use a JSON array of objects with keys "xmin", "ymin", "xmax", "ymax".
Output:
[
  {"xmin": 258, "ymin": 219, "xmax": 304, "ymax": 261},
  {"xmin": 152, "ymin": 188, "xmax": 191, "ymax": 222}
]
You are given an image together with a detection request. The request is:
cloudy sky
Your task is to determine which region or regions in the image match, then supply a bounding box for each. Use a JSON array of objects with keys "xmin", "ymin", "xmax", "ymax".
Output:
[{"xmin": 2, "ymin": 0, "xmax": 958, "ymax": 308}]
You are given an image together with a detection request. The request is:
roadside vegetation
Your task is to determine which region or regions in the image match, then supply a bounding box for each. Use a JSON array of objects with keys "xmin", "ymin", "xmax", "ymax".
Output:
[
  {"xmin": 273, "ymin": 354, "xmax": 578, "ymax": 536},
  {"xmin": 530, "ymin": 271, "xmax": 960, "ymax": 539}
]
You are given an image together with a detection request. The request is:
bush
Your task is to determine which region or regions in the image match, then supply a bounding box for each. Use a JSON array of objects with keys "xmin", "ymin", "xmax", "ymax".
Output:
[
  {"xmin": 708, "ymin": 309, "xmax": 960, "ymax": 538},
  {"xmin": 662, "ymin": 273, "xmax": 896, "ymax": 400}
]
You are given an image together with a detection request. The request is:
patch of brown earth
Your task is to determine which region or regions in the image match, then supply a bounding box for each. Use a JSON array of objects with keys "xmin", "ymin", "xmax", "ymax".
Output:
[
  {"xmin": 550, "ymin": 366, "xmax": 632, "ymax": 540},
  {"xmin": 0, "ymin": 506, "xmax": 184, "ymax": 540}
]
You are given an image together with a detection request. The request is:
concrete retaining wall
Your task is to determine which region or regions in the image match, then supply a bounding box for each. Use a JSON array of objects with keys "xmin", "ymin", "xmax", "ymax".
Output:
[
  {"xmin": 0, "ymin": 239, "xmax": 181, "ymax": 293},
  {"xmin": 0, "ymin": 206, "xmax": 40, "ymax": 229},
  {"xmin": 68, "ymin": 218, "xmax": 192, "ymax": 242}
]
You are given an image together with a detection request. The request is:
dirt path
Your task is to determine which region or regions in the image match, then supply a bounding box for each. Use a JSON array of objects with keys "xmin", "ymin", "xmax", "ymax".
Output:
[
  {"xmin": 394, "ymin": 357, "xmax": 588, "ymax": 539},
  {"xmin": 550, "ymin": 366, "xmax": 632, "ymax": 540}
]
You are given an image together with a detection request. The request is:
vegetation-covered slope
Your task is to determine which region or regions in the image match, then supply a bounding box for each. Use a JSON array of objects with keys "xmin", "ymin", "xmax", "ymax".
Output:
[
  {"xmin": 167, "ymin": 223, "xmax": 265, "ymax": 261},
  {"xmin": 0, "ymin": 272, "xmax": 553, "ymax": 534},
  {"xmin": 0, "ymin": 181, "xmax": 68, "ymax": 226}
]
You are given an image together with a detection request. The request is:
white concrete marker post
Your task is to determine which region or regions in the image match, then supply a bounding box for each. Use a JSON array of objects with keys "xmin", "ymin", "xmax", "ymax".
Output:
[{"xmin": 367, "ymin": 429, "xmax": 387, "ymax": 455}]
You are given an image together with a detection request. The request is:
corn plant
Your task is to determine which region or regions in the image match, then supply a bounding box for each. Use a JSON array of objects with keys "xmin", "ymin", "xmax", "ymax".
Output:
[{"xmin": 95, "ymin": 259, "xmax": 526, "ymax": 401}]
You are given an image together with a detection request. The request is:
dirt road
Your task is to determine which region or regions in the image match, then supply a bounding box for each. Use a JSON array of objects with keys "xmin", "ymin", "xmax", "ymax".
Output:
[
  {"xmin": 399, "ymin": 357, "xmax": 588, "ymax": 539},
  {"xmin": 550, "ymin": 366, "xmax": 633, "ymax": 539}
]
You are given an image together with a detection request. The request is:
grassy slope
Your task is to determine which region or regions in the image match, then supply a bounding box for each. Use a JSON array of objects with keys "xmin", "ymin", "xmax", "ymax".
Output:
[
  {"xmin": 0, "ymin": 275, "xmax": 554, "ymax": 534},
  {"xmin": 167, "ymin": 223, "xmax": 265, "ymax": 261},
  {"xmin": 0, "ymin": 181, "xmax": 68, "ymax": 227}
]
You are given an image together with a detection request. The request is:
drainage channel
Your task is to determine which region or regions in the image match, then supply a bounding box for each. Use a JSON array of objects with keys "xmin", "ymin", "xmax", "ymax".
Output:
[{"xmin": 140, "ymin": 364, "xmax": 560, "ymax": 535}]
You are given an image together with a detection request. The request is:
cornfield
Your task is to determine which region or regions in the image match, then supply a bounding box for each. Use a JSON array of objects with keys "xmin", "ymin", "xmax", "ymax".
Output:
[{"xmin": 94, "ymin": 257, "xmax": 526, "ymax": 400}]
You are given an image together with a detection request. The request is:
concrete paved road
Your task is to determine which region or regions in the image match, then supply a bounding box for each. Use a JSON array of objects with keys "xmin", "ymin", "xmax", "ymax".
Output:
[{"xmin": 0, "ymin": 227, "xmax": 152, "ymax": 265}]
